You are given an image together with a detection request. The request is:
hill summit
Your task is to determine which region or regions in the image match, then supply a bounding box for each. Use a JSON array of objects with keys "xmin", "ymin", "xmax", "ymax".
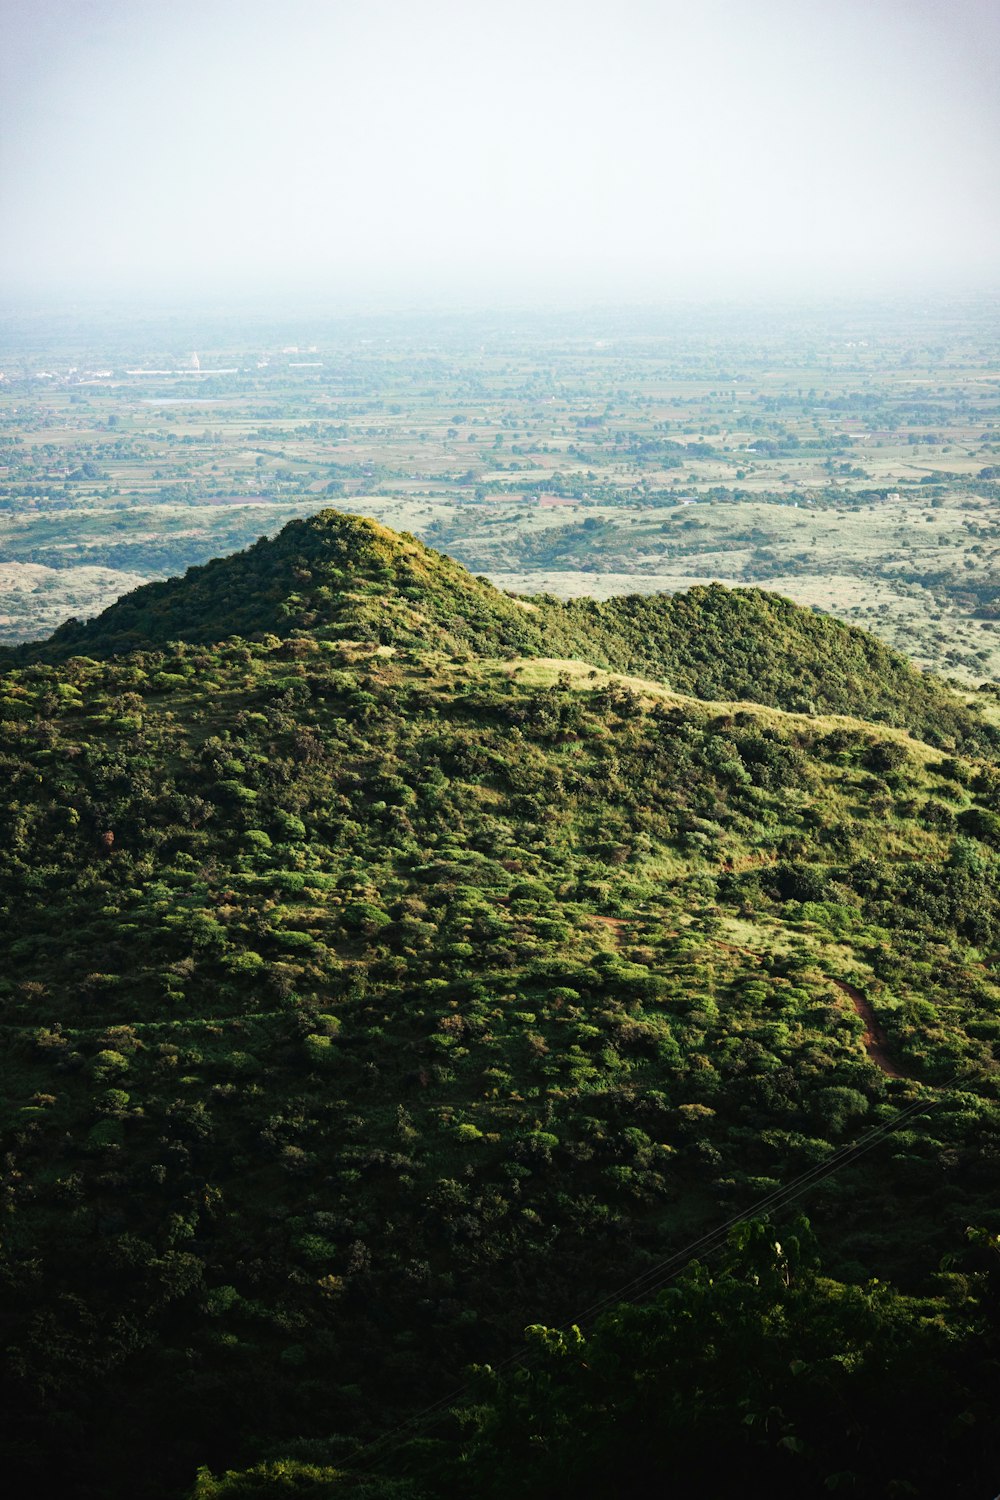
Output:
[
  {"xmin": 19, "ymin": 508, "xmax": 992, "ymax": 748},
  {"xmin": 5, "ymin": 510, "xmax": 1000, "ymax": 1497},
  {"xmin": 38, "ymin": 509, "xmax": 541, "ymax": 660}
]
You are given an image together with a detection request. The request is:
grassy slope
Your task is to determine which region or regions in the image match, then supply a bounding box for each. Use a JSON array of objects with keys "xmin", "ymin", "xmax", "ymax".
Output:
[
  {"xmin": 16, "ymin": 508, "xmax": 994, "ymax": 750},
  {"xmin": 3, "ymin": 629, "xmax": 1000, "ymax": 1496},
  {"xmin": 4, "ymin": 512, "xmax": 1000, "ymax": 1496}
]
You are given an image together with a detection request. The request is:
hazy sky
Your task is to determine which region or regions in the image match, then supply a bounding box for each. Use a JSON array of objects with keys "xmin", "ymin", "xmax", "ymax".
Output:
[{"xmin": 1, "ymin": 0, "xmax": 998, "ymax": 305}]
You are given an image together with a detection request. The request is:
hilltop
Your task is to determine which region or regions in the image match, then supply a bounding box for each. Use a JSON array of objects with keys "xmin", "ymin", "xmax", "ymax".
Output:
[
  {"xmin": 3, "ymin": 512, "xmax": 1000, "ymax": 1498},
  {"xmin": 15, "ymin": 508, "xmax": 995, "ymax": 750}
]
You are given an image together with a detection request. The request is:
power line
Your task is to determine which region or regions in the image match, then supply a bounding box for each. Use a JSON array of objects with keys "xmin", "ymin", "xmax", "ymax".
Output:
[
  {"xmin": 345, "ymin": 1079, "xmax": 953, "ymax": 1476},
  {"xmin": 542, "ymin": 1089, "xmax": 944, "ymax": 1332}
]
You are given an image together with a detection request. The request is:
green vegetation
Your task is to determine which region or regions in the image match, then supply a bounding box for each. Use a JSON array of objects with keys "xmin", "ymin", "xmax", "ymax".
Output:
[
  {"xmin": 2, "ymin": 300, "xmax": 1000, "ymax": 680},
  {"xmin": 185, "ymin": 1220, "xmax": 1000, "ymax": 1498},
  {"xmin": 445, "ymin": 1220, "xmax": 1000, "ymax": 1500},
  {"xmin": 4, "ymin": 510, "xmax": 1000, "ymax": 1497},
  {"xmin": 16, "ymin": 509, "xmax": 993, "ymax": 753}
]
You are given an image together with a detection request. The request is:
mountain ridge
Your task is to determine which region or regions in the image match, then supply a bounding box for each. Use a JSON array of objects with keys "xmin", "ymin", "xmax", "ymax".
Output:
[
  {"xmin": 4, "ymin": 509, "xmax": 1000, "ymax": 1498},
  {"xmin": 11, "ymin": 507, "xmax": 995, "ymax": 751}
]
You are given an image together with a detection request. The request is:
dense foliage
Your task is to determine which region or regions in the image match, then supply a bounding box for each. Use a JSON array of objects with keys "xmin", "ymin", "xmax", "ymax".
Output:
[
  {"xmin": 4, "ymin": 512, "xmax": 1000, "ymax": 1497},
  {"xmin": 445, "ymin": 1220, "xmax": 1000, "ymax": 1500},
  {"xmin": 18, "ymin": 511, "xmax": 994, "ymax": 749},
  {"xmin": 183, "ymin": 1220, "xmax": 1000, "ymax": 1499}
]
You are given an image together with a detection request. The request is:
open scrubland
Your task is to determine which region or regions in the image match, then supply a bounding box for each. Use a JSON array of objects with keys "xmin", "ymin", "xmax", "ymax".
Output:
[
  {"xmin": 5, "ymin": 510, "xmax": 1000, "ymax": 1497},
  {"xmin": 5, "ymin": 301, "xmax": 1000, "ymax": 1496},
  {"xmin": 2, "ymin": 298, "xmax": 1000, "ymax": 678}
]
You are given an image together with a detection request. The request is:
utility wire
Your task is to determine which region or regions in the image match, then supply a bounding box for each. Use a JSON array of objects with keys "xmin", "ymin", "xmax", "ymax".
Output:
[
  {"xmin": 345, "ymin": 1078, "xmax": 953, "ymax": 1476},
  {"xmin": 541, "ymin": 1090, "xmax": 942, "ymax": 1333}
]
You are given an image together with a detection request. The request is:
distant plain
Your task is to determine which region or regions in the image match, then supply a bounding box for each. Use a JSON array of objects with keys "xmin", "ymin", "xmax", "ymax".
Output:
[{"xmin": 2, "ymin": 299, "xmax": 998, "ymax": 679}]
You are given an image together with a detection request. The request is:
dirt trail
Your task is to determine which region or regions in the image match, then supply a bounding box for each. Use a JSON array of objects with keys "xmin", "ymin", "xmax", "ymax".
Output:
[
  {"xmin": 586, "ymin": 924, "xmax": 913, "ymax": 1083},
  {"xmin": 587, "ymin": 915, "xmax": 680, "ymax": 947},
  {"xmin": 590, "ymin": 915, "xmax": 629, "ymax": 935},
  {"xmin": 713, "ymin": 939, "xmax": 762, "ymax": 960},
  {"xmin": 831, "ymin": 978, "xmax": 911, "ymax": 1079}
]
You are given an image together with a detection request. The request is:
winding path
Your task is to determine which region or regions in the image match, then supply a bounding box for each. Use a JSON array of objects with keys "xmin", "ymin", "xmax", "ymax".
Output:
[
  {"xmin": 586, "ymin": 915, "xmax": 915, "ymax": 1082},
  {"xmin": 831, "ymin": 978, "xmax": 912, "ymax": 1079}
]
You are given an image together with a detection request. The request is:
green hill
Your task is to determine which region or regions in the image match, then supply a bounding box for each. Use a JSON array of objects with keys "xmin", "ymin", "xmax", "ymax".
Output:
[
  {"xmin": 19, "ymin": 508, "xmax": 995, "ymax": 750},
  {"xmin": 3, "ymin": 512, "xmax": 1000, "ymax": 1499}
]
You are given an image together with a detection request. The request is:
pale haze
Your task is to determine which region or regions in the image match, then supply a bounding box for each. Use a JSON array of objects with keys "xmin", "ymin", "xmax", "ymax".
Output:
[{"xmin": 1, "ymin": 0, "xmax": 998, "ymax": 305}]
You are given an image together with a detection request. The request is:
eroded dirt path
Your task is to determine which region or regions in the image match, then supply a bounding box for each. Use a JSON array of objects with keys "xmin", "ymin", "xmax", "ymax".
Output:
[
  {"xmin": 587, "ymin": 922, "xmax": 916, "ymax": 1083},
  {"xmin": 589, "ymin": 915, "xmax": 629, "ymax": 937},
  {"xmin": 831, "ymin": 977, "xmax": 912, "ymax": 1079}
]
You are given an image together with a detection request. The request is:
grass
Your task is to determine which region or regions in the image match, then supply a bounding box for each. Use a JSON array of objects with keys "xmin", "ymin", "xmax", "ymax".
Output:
[{"xmin": 483, "ymin": 656, "xmax": 948, "ymax": 762}]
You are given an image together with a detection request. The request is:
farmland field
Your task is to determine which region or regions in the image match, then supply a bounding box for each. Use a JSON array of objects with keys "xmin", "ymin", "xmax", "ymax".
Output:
[{"xmin": 2, "ymin": 296, "xmax": 999, "ymax": 679}]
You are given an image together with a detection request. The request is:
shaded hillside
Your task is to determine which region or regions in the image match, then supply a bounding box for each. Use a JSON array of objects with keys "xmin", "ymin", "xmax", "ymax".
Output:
[
  {"xmin": 17, "ymin": 509, "xmax": 995, "ymax": 751},
  {"xmin": 3, "ymin": 624, "xmax": 1000, "ymax": 1499},
  {"xmin": 579, "ymin": 582, "xmax": 992, "ymax": 747},
  {"xmin": 29, "ymin": 510, "xmax": 554, "ymax": 663}
]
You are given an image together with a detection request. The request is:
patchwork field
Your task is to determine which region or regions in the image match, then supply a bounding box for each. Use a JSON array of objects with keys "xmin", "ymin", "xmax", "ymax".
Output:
[{"xmin": 2, "ymin": 297, "xmax": 998, "ymax": 678}]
